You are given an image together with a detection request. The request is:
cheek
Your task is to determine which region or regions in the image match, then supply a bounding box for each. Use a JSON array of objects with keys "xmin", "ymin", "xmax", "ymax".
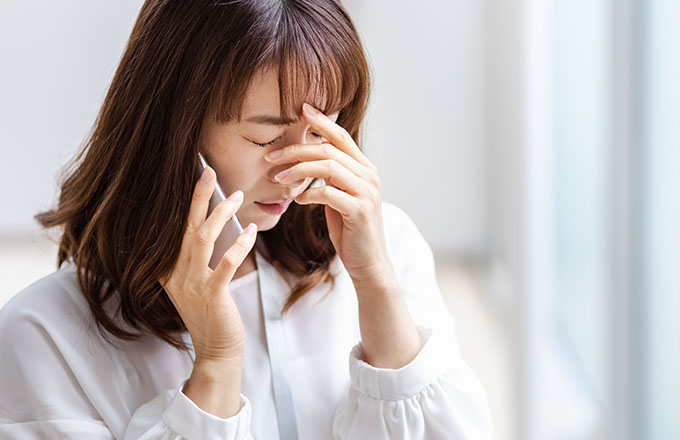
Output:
[{"xmin": 210, "ymin": 154, "xmax": 265, "ymax": 195}]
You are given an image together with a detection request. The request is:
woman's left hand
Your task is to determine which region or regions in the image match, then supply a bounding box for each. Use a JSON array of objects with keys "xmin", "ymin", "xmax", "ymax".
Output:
[{"xmin": 264, "ymin": 102, "xmax": 394, "ymax": 287}]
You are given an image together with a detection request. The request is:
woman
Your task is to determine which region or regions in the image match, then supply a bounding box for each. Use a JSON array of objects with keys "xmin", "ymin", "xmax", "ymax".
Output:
[{"xmin": 0, "ymin": 1, "xmax": 492, "ymax": 439}]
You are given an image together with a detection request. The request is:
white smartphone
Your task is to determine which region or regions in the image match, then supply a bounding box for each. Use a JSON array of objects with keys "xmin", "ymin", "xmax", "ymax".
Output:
[{"xmin": 197, "ymin": 152, "xmax": 244, "ymax": 270}]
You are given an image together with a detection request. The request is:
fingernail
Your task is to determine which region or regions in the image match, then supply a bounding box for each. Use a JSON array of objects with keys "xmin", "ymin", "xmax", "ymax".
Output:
[
  {"xmin": 245, "ymin": 223, "xmax": 257, "ymax": 235},
  {"xmin": 199, "ymin": 167, "xmax": 211, "ymax": 184},
  {"xmin": 303, "ymin": 102, "xmax": 320, "ymax": 117},
  {"xmin": 228, "ymin": 190, "xmax": 243, "ymax": 202},
  {"xmin": 274, "ymin": 169, "xmax": 290, "ymax": 181},
  {"xmin": 265, "ymin": 150, "xmax": 282, "ymax": 161}
]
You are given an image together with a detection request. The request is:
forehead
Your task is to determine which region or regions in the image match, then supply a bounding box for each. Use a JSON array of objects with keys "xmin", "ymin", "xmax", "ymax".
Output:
[
  {"xmin": 238, "ymin": 66, "xmax": 337, "ymax": 125},
  {"xmin": 240, "ymin": 68, "xmax": 283, "ymax": 120}
]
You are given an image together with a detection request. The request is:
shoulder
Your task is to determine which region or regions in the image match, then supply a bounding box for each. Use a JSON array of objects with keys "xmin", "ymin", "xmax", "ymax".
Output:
[
  {"xmin": 0, "ymin": 263, "xmax": 90, "ymax": 346},
  {"xmin": 380, "ymin": 200, "xmax": 433, "ymax": 274},
  {"xmin": 380, "ymin": 200, "xmax": 420, "ymax": 241},
  {"xmin": 0, "ymin": 264, "xmax": 118, "ymax": 425}
]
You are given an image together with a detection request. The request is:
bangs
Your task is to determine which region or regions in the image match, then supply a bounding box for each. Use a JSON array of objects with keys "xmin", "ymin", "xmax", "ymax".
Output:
[{"xmin": 209, "ymin": 2, "xmax": 363, "ymax": 125}]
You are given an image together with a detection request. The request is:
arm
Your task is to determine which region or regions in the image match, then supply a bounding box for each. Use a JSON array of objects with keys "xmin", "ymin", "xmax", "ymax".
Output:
[
  {"xmin": 353, "ymin": 266, "xmax": 423, "ymax": 369},
  {"xmin": 332, "ymin": 202, "xmax": 493, "ymax": 440}
]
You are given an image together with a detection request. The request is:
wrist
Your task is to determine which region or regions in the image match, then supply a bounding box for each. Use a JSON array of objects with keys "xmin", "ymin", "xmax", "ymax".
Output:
[
  {"xmin": 352, "ymin": 265, "xmax": 400, "ymax": 300},
  {"xmin": 183, "ymin": 358, "xmax": 244, "ymax": 418},
  {"xmin": 193, "ymin": 354, "xmax": 244, "ymax": 377}
]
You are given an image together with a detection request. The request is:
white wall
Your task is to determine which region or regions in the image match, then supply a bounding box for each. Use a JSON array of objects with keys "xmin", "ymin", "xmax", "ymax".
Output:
[
  {"xmin": 345, "ymin": 0, "xmax": 488, "ymax": 258},
  {"xmin": 0, "ymin": 1, "xmax": 145, "ymax": 237},
  {"xmin": 482, "ymin": 1, "xmax": 524, "ymax": 438}
]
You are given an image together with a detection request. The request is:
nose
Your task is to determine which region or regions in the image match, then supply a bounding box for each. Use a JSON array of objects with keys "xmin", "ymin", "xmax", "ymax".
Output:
[
  {"xmin": 266, "ymin": 120, "xmax": 316, "ymax": 184},
  {"xmin": 288, "ymin": 118, "xmax": 316, "ymax": 145}
]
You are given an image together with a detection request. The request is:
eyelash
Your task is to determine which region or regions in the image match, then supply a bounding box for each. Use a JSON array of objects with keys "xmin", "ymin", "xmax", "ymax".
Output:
[{"xmin": 252, "ymin": 132, "xmax": 324, "ymax": 148}]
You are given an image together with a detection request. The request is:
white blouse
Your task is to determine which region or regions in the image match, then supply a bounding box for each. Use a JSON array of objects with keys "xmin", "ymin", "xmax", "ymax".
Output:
[{"xmin": 0, "ymin": 201, "xmax": 492, "ymax": 439}]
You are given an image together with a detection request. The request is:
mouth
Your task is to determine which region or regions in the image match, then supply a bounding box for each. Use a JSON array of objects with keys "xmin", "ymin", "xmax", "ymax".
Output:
[{"xmin": 255, "ymin": 199, "xmax": 293, "ymax": 215}]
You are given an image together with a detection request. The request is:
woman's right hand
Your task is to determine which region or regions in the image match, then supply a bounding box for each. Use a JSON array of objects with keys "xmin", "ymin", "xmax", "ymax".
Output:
[{"xmin": 160, "ymin": 166, "xmax": 257, "ymax": 364}]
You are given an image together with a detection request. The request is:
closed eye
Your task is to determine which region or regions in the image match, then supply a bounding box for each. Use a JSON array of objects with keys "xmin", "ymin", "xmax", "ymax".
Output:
[
  {"xmin": 251, "ymin": 132, "xmax": 324, "ymax": 148},
  {"xmin": 252, "ymin": 137, "xmax": 280, "ymax": 148}
]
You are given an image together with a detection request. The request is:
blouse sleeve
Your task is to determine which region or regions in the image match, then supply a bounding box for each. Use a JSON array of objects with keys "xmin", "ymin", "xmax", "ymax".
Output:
[
  {"xmin": 331, "ymin": 203, "xmax": 493, "ymax": 439},
  {"xmin": 123, "ymin": 382, "xmax": 254, "ymax": 440}
]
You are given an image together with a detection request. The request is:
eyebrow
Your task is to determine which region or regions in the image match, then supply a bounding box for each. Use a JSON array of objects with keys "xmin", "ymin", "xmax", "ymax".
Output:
[{"xmin": 244, "ymin": 115, "xmax": 298, "ymax": 126}]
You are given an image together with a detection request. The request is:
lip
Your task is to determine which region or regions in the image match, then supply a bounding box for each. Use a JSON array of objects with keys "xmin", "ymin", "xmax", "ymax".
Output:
[
  {"xmin": 258, "ymin": 197, "xmax": 293, "ymax": 204},
  {"xmin": 255, "ymin": 199, "xmax": 293, "ymax": 215}
]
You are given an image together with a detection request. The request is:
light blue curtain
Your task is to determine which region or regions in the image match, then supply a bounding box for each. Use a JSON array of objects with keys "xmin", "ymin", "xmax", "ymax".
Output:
[{"xmin": 640, "ymin": 0, "xmax": 680, "ymax": 438}]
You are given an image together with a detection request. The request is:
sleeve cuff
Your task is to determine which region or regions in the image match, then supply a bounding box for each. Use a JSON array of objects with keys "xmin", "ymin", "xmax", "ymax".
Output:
[
  {"xmin": 348, "ymin": 324, "xmax": 447, "ymax": 401},
  {"xmin": 162, "ymin": 379, "xmax": 252, "ymax": 439}
]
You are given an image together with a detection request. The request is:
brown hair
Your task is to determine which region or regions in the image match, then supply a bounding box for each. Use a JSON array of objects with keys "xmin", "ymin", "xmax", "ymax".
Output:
[{"xmin": 35, "ymin": 0, "xmax": 371, "ymax": 350}]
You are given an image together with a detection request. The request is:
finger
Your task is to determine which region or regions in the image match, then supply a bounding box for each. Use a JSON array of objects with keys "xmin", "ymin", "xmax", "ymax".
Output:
[
  {"xmin": 212, "ymin": 223, "xmax": 258, "ymax": 287},
  {"xmin": 265, "ymin": 142, "xmax": 369, "ymax": 179},
  {"xmin": 274, "ymin": 160, "xmax": 365, "ymax": 195},
  {"xmin": 294, "ymin": 185, "xmax": 359, "ymax": 217},
  {"xmin": 177, "ymin": 167, "xmax": 217, "ymax": 269},
  {"xmin": 301, "ymin": 103, "xmax": 373, "ymax": 169},
  {"xmin": 186, "ymin": 167, "xmax": 216, "ymax": 236},
  {"xmin": 190, "ymin": 190, "xmax": 244, "ymax": 270}
]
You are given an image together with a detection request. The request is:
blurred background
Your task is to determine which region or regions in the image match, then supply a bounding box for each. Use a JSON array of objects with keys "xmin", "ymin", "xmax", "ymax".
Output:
[{"xmin": 1, "ymin": 1, "xmax": 678, "ymax": 439}]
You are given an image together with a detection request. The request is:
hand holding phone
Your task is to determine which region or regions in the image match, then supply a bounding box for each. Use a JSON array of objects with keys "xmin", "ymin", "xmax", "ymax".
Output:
[
  {"xmin": 159, "ymin": 154, "xmax": 258, "ymax": 375},
  {"xmin": 197, "ymin": 152, "xmax": 245, "ymax": 270}
]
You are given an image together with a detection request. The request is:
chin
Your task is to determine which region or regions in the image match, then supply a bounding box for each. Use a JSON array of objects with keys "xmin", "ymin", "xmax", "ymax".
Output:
[
  {"xmin": 243, "ymin": 213, "xmax": 280, "ymax": 233},
  {"xmin": 252, "ymin": 220, "xmax": 277, "ymax": 232}
]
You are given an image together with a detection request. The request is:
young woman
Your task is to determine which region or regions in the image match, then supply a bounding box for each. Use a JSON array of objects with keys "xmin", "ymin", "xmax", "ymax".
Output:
[{"xmin": 0, "ymin": 1, "xmax": 492, "ymax": 439}]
